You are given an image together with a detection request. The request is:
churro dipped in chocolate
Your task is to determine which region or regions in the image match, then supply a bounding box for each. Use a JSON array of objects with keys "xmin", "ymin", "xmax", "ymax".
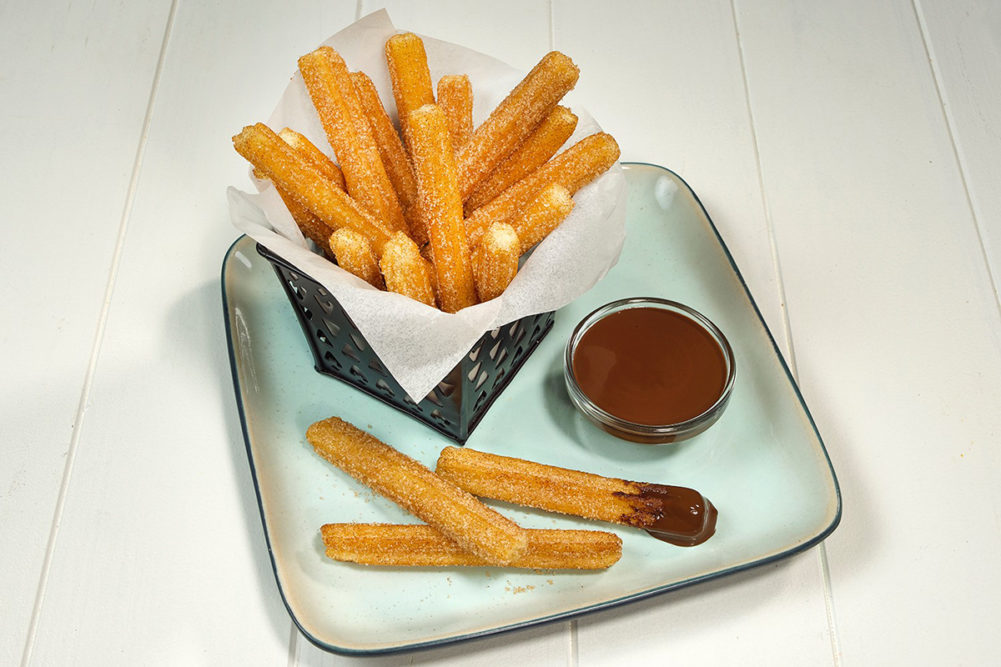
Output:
[
  {"xmin": 350, "ymin": 71, "xmax": 422, "ymax": 241},
  {"xmin": 380, "ymin": 231, "xmax": 436, "ymax": 307},
  {"xmin": 330, "ymin": 228, "xmax": 383, "ymax": 288},
  {"xmin": 385, "ymin": 32, "xmax": 435, "ymax": 150},
  {"xmin": 406, "ymin": 104, "xmax": 477, "ymax": 313},
  {"xmin": 299, "ymin": 47, "xmax": 408, "ymax": 234},
  {"xmin": 321, "ymin": 524, "xmax": 621, "ymax": 569},
  {"xmin": 436, "ymin": 447, "xmax": 717, "ymax": 547},
  {"xmin": 472, "ymin": 222, "xmax": 520, "ymax": 302},
  {"xmin": 307, "ymin": 418, "xmax": 528, "ymax": 564},
  {"xmin": 455, "ymin": 51, "xmax": 580, "ymax": 199},
  {"xmin": 464, "ymin": 105, "xmax": 578, "ymax": 212},
  {"xmin": 437, "ymin": 74, "xmax": 473, "ymax": 150},
  {"xmin": 464, "ymin": 132, "xmax": 620, "ymax": 245},
  {"xmin": 233, "ymin": 123, "xmax": 393, "ymax": 253}
]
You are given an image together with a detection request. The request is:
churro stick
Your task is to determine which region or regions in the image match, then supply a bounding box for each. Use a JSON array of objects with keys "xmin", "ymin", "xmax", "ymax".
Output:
[
  {"xmin": 330, "ymin": 228, "xmax": 383, "ymax": 288},
  {"xmin": 511, "ymin": 183, "xmax": 574, "ymax": 252},
  {"xmin": 436, "ymin": 447, "xmax": 717, "ymax": 546},
  {"xmin": 233, "ymin": 124, "xmax": 392, "ymax": 253},
  {"xmin": 472, "ymin": 222, "xmax": 520, "ymax": 302},
  {"xmin": 278, "ymin": 128, "xmax": 345, "ymax": 190},
  {"xmin": 385, "ymin": 33, "xmax": 435, "ymax": 150},
  {"xmin": 379, "ymin": 232, "xmax": 436, "ymax": 307},
  {"xmin": 252, "ymin": 165, "xmax": 335, "ymax": 255},
  {"xmin": 437, "ymin": 74, "xmax": 473, "ymax": 150},
  {"xmin": 276, "ymin": 187, "xmax": 334, "ymax": 254},
  {"xmin": 299, "ymin": 47, "xmax": 407, "ymax": 234},
  {"xmin": 406, "ymin": 104, "xmax": 477, "ymax": 312},
  {"xmin": 321, "ymin": 524, "xmax": 622, "ymax": 570},
  {"xmin": 349, "ymin": 71, "xmax": 423, "ymax": 242},
  {"xmin": 464, "ymin": 132, "xmax": 619, "ymax": 246},
  {"xmin": 455, "ymin": 51, "xmax": 580, "ymax": 199},
  {"xmin": 464, "ymin": 105, "xmax": 577, "ymax": 212},
  {"xmin": 307, "ymin": 418, "xmax": 528, "ymax": 565}
]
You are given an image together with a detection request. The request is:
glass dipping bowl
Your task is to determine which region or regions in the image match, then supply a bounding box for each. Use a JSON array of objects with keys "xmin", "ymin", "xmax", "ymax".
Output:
[{"xmin": 563, "ymin": 297, "xmax": 736, "ymax": 444}]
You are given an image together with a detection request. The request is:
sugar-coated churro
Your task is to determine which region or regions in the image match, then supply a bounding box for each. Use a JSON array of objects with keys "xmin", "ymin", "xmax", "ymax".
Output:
[
  {"xmin": 436, "ymin": 447, "xmax": 717, "ymax": 546},
  {"xmin": 464, "ymin": 105, "xmax": 578, "ymax": 212},
  {"xmin": 511, "ymin": 182, "xmax": 574, "ymax": 252},
  {"xmin": 385, "ymin": 33, "xmax": 435, "ymax": 151},
  {"xmin": 437, "ymin": 74, "xmax": 473, "ymax": 151},
  {"xmin": 321, "ymin": 524, "xmax": 622, "ymax": 569},
  {"xmin": 278, "ymin": 128, "xmax": 345, "ymax": 190},
  {"xmin": 455, "ymin": 51, "xmax": 580, "ymax": 199},
  {"xmin": 233, "ymin": 123, "xmax": 393, "ymax": 253},
  {"xmin": 330, "ymin": 227, "xmax": 383, "ymax": 288},
  {"xmin": 379, "ymin": 231, "xmax": 436, "ymax": 307},
  {"xmin": 252, "ymin": 165, "xmax": 335, "ymax": 255},
  {"xmin": 307, "ymin": 418, "xmax": 528, "ymax": 564},
  {"xmin": 349, "ymin": 71, "xmax": 423, "ymax": 242},
  {"xmin": 277, "ymin": 187, "xmax": 334, "ymax": 254},
  {"xmin": 299, "ymin": 47, "xmax": 407, "ymax": 234},
  {"xmin": 406, "ymin": 104, "xmax": 477, "ymax": 313},
  {"xmin": 472, "ymin": 222, "xmax": 520, "ymax": 302},
  {"xmin": 464, "ymin": 132, "xmax": 619, "ymax": 245}
]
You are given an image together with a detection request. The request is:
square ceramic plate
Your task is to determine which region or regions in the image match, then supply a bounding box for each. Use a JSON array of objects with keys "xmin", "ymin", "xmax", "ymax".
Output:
[{"xmin": 222, "ymin": 163, "xmax": 841, "ymax": 655}]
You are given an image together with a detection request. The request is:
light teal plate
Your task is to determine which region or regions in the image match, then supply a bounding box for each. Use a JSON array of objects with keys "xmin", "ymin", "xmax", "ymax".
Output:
[{"xmin": 222, "ymin": 163, "xmax": 841, "ymax": 655}]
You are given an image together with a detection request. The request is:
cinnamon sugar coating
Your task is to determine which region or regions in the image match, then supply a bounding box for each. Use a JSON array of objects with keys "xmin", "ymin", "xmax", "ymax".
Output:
[
  {"xmin": 321, "ymin": 523, "xmax": 621, "ymax": 569},
  {"xmin": 307, "ymin": 417, "xmax": 528, "ymax": 565}
]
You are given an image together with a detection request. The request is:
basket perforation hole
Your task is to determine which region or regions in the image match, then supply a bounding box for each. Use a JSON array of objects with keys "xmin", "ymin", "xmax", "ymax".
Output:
[
  {"xmin": 342, "ymin": 344, "xmax": 360, "ymax": 361},
  {"xmin": 467, "ymin": 362, "xmax": 482, "ymax": 382},
  {"xmin": 368, "ymin": 359, "xmax": 386, "ymax": 375},
  {"xmin": 349, "ymin": 365, "xmax": 367, "ymax": 383},
  {"xmin": 323, "ymin": 351, "xmax": 342, "ymax": 370},
  {"xmin": 489, "ymin": 340, "xmax": 502, "ymax": 360},
  {"xmin": 496, "ymin": 348, "xmax": 508, "ymax": 365},
  {"xmin": 316, "ymin": 329, "xmax": 328, "ymax": 345},
  {"xmin": 323, "ymin": 319, "xmax": 341, "ymax": 337},
  {"xmin": 468, "ymin": 345, "xmax": 481, "ymax": 362},
  {"xmin": 491, "ymin": 368, "xmax": 506, "ymax": 389},
  {"xmin": 438, "ymin": 381, "xmax": 455, "ymax": 398},
  {"xmin": 350, "ymin": 333, "xmax": 367, "ymax": 351},
  {"xmin": 376, "ymin": 379, "xmax": 394, "ymax": 396},
  {"xmin": 475, "ymin": 371, "xmax": 488, "ymax": 390}
]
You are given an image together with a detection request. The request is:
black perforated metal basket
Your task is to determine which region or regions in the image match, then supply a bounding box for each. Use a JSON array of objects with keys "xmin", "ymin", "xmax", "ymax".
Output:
[{"xmin": 257, "ymin": 243, "xmax": 554, "ymax": 442}]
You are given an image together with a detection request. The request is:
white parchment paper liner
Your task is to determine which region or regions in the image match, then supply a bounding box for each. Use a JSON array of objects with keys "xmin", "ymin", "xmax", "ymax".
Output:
[{"xmin": 227, "ymin": 10, "xmax": 627, "ymax": 401}]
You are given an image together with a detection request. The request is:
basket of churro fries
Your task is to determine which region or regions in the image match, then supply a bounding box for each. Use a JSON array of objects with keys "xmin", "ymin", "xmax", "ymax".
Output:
[{"xmin": 227, "ymin": 11, "xmax": 626, "ymax": 442}]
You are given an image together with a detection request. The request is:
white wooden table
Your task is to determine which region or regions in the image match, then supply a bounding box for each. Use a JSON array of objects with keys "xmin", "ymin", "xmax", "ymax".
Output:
[{"xmin": 3, "ymin": 1, "xmax": 999, "ymax": 664}]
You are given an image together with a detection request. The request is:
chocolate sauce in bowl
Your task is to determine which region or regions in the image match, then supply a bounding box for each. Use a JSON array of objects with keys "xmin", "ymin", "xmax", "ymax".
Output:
[{"xmin": 571, "ymin": 307, "xmax": 727, "ymax": 426}]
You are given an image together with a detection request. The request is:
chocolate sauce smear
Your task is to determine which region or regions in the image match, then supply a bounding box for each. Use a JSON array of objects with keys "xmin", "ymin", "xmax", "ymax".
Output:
[{"xmin": 633, "ymin": 484, "xmax": 718, "ymax": 546}]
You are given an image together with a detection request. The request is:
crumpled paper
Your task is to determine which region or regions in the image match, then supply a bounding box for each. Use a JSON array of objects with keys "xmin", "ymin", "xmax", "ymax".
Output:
[{"xmin": 227, "ymin": 9, "xmax": 627, "ymax": 401}]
